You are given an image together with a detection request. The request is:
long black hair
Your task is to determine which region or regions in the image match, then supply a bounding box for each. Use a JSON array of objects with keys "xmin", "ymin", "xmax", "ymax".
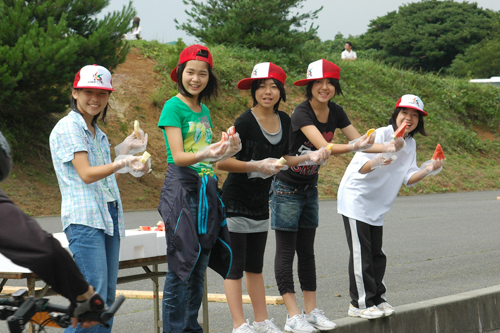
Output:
[
  {"xmin": 305, "ymin": 78, "xmax": 344, "ymax": 100},
  {"xmin": 70, "ymin": 89, "xmax": 111, "ymax": 125},
  {"xmin": 176, "ymin": 61, "xmax": 219, "ymax": 105},
  {"xmin": 250, "ymin": 78, "xmax": 286, "ymax": 112},
  {"xmin": 389, "ymin": 107, "xmax": 427, "ymax": 137}
]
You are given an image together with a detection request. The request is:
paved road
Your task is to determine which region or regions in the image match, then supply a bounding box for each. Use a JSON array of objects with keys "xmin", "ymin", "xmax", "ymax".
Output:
[{"xmin": 1, "ymin": 190, "xmax": 499, "ymax": 332}]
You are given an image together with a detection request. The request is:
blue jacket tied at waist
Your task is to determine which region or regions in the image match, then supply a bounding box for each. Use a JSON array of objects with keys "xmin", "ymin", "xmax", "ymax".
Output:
[{"xmin": 158, "ymin": 164, "xmax": 232, "ymax": 281}]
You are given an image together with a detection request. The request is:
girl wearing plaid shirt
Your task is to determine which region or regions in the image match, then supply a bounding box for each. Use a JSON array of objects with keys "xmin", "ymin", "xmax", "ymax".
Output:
[{"xmin": 49, "ymin": 64, "xmax": 149, "ymax": 333}]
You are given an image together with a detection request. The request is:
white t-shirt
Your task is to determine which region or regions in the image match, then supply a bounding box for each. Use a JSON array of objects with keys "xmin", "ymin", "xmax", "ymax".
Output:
[
  {"xmin": 337, "ymin": 125, "xmax": 420, "ymax": 226},
  {"xmin": 129, "ymin": 26, "xmax": 141, "ymax": 40},
  {"xmin": 341, "ymin": 50, "xmax": 357, "ymax": 59}
]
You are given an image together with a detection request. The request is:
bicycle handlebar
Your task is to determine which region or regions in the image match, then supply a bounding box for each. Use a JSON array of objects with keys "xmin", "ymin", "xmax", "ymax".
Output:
[{"xmin": 0, "ymin": 289, "xmax": 125, "ymax": 333}]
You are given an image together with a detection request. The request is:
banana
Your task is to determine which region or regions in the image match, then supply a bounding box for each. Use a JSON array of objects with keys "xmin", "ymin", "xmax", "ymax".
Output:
[
  {"xmin": 140, "ymin": 151, "xmax": 150, "ymax": 164},
  {"xmin": 277, "ymin": 157, "xmax": 287, "ymax": 165},
  {"xmin": 134, "ymin": 120, "xmax": 140, "ymax": 137}
]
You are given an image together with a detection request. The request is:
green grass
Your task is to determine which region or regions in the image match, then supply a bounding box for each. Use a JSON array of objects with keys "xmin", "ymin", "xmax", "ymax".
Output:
[{"xmin": 129, "ymin": 39, "xmax": 500, "ymax": 198}]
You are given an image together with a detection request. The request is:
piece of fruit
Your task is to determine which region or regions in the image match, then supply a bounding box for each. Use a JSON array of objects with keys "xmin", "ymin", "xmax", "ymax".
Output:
[
  {"xmin": 134, "ymin": 120, "xmax": 140, "ymax": 137},
  {"xmin": 139, "ymin": 226, "xmax": 151, "ymax": 231},
  {"xmin": 366, "ymin": 129, "xmax": 375, "ymax": 137},
  {"xmin": 277, "ymin": 157, "xmax": 287, "ymax": 165},
  {"xmin": 140, "ymin": 151, "xmax": 151, "ymax": 164},
  {"xmin": 393, "ymin": 122, "xmax": 407, "ymax": 139},
  {"xmin": 228, "ymin": 126, "xmax": 236, "ymax": 135},
  {"xmin": 432, "ymin": 144, "xmax": 445, "ymax": 161},
  {"xmin": 326, "ymin": 143, "xmax": 334, "ymax": 152},
  {"xmin": 157, "ymin": 221, "xmax": 165, "ymax": 228}
]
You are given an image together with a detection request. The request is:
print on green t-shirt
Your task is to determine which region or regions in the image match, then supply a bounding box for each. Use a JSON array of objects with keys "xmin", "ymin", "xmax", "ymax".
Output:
[{"xmin": 157, "ymin": 96, "xmax": 215, "ymax": 177}]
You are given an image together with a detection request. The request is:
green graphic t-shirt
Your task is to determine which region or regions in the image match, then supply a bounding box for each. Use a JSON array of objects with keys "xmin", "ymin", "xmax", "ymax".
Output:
[{"xmin": 157, "ymin": 96, "xmax": 215, "ymax": 176}]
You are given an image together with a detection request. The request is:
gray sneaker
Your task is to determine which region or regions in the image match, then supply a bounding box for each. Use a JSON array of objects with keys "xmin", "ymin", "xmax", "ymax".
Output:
[
  {"xmin": 233, "ymin": 320, "xmax": 256, "ymax": 333},
  {"xmin": 304, "ymin": 308, "xmax": 337, "ymax": 330},
  {"xmin": 284, "ymin": 314, "xmax": 318, "ymax": 333},
  {"xmin": 254, "ymin": 318, "xmax": 282, "ymax": 333}
]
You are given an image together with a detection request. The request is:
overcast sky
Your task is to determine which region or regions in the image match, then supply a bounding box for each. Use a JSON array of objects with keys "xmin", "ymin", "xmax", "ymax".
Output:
[{"xmin": 98, "ymin": 0, "xmax": 500, "ymax": 44}]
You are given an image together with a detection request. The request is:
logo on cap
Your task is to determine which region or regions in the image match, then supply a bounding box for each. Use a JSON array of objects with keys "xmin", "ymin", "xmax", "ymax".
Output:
[
  {"xmin": 307, "ymin": 68, "xmax": 313, "ymax": 78},
  {"xmin": 92, "ymin": 72, "xmax": 104, "ymax": 84},
  {"xmin": 252, "ymin": 68, "xmax": 258, "ymax": 77}
]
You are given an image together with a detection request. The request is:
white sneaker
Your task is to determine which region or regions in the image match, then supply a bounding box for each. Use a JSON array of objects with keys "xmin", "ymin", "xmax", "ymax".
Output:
[
  {"xmin": 347, "ymin": 304, "xmax": 384, "ymax": 319},
  {"xmin": 304, "ymin": 308, "xmax": 337, "ymax": 330},
  {"xmin": 284, "ymin": 314, "xmax": 318, "ymax": 333},
  {"xmin": 233, "ymin": 320, "xmax": 256, "ymax": 333},
  {"xmin": 377, "ymin": 302, "xmax": 395, "ymax": 317},
  {"xmin": 254, "ymin": 318, "xmax": 283, "ymax": 333}
]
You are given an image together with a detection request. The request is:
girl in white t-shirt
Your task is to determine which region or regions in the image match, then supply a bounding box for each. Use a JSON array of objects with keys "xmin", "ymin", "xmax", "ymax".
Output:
[{"xmin": 337, "ymin": 94, "xmax": 444, "ymax": 320}]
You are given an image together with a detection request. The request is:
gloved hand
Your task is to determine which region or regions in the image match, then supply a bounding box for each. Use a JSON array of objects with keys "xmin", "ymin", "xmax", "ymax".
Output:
[
  {"xmin": 114, "ymin": 129, "xmax": 148, "ymax": 156},
  {"xmin": 383, "ymin": 137, "xmax": 405, "ymax": 153},
  {"xmin": 218, "ymin": 126, "xmax": 242, "ymax": 162},
  {"xmin": 347, "ymin": 132, "xmax": 376, "ymax": 152},
  {"xmin": 369, "ymin": 153, "xmax": 397, "ymax": 170},
  {"xmin": 419, "ymin": 159, "xmax": 444, "ymax": 177},
  {"xmin": 247, "ymin": 158, "xmax": 288, "ymax": 179},
  {"xmin": 298, "ymin": 147, "xmax": 330, "ymax": 166},
  {"xmin": 195, "ymin": 133, "xmax": 230, "ymax": 162},
  {"xmin": 72, "ymin": 293, "xmax": 106, "ymax": 319},
  {"xmin": 113, "ymin": 155, "xmax": 151, "ymax": 177}
]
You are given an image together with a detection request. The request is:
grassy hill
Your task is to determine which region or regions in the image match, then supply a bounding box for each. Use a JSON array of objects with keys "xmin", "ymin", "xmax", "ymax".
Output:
[{"xmin": 2, "ymin": 41, "xmax": 499, "ymax": 216}]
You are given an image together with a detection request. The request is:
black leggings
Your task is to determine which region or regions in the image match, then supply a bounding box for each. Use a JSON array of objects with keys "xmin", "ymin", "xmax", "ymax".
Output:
[
  {"xmin": 274, "ymin": 228, "xmax": 316, "ymax": 295},
  {"xmin": 226, "ymin": 231, "xmax": 268, "ymax": 280}
]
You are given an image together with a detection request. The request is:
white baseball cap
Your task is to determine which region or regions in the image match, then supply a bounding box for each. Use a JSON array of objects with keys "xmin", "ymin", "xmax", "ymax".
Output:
[
  {"xmin": 395, "ymin": 94, "xmax": 427, "ymax": 116},
  {"xmin": 294, "ymin": 59, "xmax": 341, "ymax": 86},
  {"xmin": 73, "ymin": 64, "xmax": 115, "ymax": 91},
  {"xmin": 237, "ymin": 62, "xmax": 287, "ymax": 90}
]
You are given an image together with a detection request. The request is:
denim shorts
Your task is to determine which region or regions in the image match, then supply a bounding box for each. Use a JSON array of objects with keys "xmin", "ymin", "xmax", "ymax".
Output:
[{"xmin": 270, "ymin": 178, "xmax": 319, "ymax": 231}]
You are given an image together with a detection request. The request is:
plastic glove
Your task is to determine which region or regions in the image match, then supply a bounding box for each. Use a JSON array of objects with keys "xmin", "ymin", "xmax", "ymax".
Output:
[
  {"xmin": 419, "ymin": 159, "xmax": 444, "ymax": 177},
  {"xmin": 113, "ymin": 155, "xmax": 151, "ymax": 177},
  {"xmin": 247, "ymin": 158, "xmax": 288, "ymax": 179},
  {"xmin": 347, "ymin": 132, "xmax": 376, "ymax": 152},
  {"xmin": 298, "ymin": 147, "xmax": 330, "ymax": 166},
  {"xmin": 381, "ymin": 137, "xmax": 405, "ymax": 154},
  {"xmin": 369, "ymin": 153, "xmax": 397, "ymax": 170},
  {"xmin": 218, "ymin": 126, "xmax": 242, "ymax": 162},
  {"xmin": 195, "ymin": 133, "xmax": 230, "ymax": 162},
  {"xmin": 114, "ymin": 129, "xmax": 148, "ymax": 156}
]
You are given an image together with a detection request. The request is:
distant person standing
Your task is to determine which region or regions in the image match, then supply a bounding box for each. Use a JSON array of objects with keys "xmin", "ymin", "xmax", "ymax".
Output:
[
  {"xmin": 341, "ymin": 41, "xmax": 357, "ymax": 61},
  {"xmin": 129, "ymin": 16, "xmax": 141, "ymax": 40}
]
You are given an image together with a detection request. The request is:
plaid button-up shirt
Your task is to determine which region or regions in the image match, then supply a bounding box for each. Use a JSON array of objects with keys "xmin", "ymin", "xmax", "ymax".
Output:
[{"xmin": 49, "ymin": 111, "xmax": 125, "ymax": 237}]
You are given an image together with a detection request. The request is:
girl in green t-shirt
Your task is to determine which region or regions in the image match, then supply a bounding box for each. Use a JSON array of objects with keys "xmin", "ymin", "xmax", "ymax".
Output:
[{"xmin": 158, "ymin": 44, "xmax": 240, "ymax": 332}]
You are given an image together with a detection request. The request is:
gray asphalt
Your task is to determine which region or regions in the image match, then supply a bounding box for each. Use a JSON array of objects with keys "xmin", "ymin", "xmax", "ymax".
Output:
[{"xmin": 1, "ymin": 190, "xmax": 499, "ymax": 332}]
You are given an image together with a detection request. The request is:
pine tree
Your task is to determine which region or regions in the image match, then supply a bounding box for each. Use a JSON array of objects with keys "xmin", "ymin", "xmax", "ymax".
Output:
[
  {"xmin": 176, "ymin": 0, "xmax": 322, "ymax": 51},
  {"xmin": 0, "ymin": 0, "xmax": 135, "ymax": 122}
]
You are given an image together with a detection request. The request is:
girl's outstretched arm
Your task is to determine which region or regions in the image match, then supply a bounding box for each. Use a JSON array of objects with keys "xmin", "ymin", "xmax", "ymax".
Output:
[
  {"xmin": 72, "ymin": 152, "xmax": 115, "ymax": 184},
  {"xmin": 73, "ymin": 151, "xmax": 149, "ymax": 183},
  {"xmin": 165, "ymin": 126, "xmax": 201, "ymax": 166},
  {"xmin": 407, "ymin": 159, "xmax": 444, "ymax": 185},
  {"xmin": 165, "ymin": 126, "xmax": 229, "ymax": 166}
]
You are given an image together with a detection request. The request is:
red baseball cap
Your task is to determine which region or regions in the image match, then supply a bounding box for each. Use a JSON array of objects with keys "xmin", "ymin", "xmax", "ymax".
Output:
[
  {"xmin": 73, "ymin": 64, "xmax": 115, "ymax": 91},
  {"xmin": 237, "ymin": 62, "xmax": 287, "ymax": 90},
  {"xmin": 395, "ymin": 94, "xmax": 428, "ymax": 116},
  {"xmin": 170, "ymin": 44, "xmax": 213, "ymax": 83},
  {"xmin": 293, "ymin": 59, "xmax": 341, "ymax": 86}
]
